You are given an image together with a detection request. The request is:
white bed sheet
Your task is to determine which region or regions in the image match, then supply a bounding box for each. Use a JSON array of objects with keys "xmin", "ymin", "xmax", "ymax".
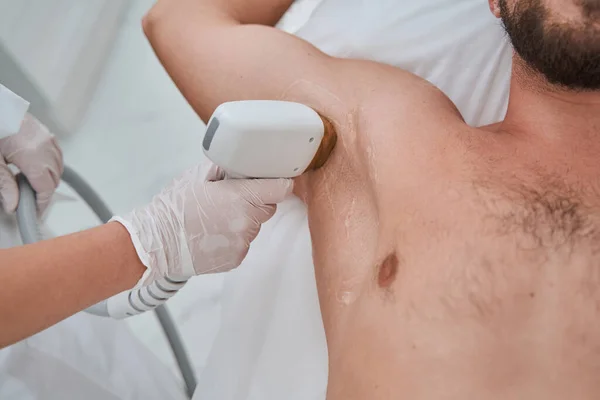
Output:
[
  {"xmin": 0, "ymin": 307, "xmax": 187, "ymax": 400},
  {"xmin": 193, "ymin": 1, "xmax": 513, "ymax": 399}
]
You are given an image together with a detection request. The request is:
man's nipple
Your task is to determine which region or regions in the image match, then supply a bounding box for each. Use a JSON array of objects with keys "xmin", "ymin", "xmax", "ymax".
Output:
[{"xmin": 377, "ymin": 252, "xmax": 399, "ymax": 288}]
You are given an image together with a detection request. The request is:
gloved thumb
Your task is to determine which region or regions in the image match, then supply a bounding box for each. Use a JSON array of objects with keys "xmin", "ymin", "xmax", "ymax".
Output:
[
  {"xmin": 237, "ymin": 178, "xmax": 294, "ymax": 205},
  {"xmin": 0, "ymin": 157, "xmax": 18, "ymax": 213},
  {"xmin": 202, "ymin": 161, "xmax": 225, "ymax": 182}
]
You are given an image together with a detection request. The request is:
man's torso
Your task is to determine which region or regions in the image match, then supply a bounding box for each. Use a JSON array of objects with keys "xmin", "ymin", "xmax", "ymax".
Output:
[{"xmin": 294, "ymin": 70, "xmax": 600, "ymax": 399}]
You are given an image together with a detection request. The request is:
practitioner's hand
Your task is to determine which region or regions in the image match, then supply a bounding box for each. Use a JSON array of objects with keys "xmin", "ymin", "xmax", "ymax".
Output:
[
  {"xmin": 112, "ymin": 163, "xmax": 293, "ymax": 285},
  {"xmin": 0, "ymin": 113, "xmax": 63, "ymax": 215}
]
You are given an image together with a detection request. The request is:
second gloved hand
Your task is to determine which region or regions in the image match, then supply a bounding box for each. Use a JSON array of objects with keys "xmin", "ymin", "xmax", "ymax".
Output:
[
  {"xmin": 0, "ymin": 113, "xmax": 63, "ymax": 215},
  {"xmin": 112, "ymin": 164, "xmax": 293, "ymax": 285}
]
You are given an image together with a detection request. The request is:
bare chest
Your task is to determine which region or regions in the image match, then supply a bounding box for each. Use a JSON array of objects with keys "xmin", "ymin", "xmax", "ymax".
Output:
[{"xmin": 324, "ymin": 173, "xmax": 600, "ymax": 400}]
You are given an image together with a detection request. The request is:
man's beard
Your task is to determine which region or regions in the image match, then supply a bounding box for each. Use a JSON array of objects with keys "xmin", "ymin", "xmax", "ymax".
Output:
[{"xmin": 499, "ymin": 0, "xmax": 600, "ymax": 91}]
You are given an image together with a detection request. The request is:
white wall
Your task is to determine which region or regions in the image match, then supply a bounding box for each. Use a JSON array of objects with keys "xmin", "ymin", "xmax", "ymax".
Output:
[{"xmin": 0, "ymin": 0, "xmax": 129, "ymax": 135}]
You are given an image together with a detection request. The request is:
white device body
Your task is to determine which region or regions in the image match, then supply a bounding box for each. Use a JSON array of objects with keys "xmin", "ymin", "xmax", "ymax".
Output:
[{"xmin": 202, "ymin": 100, "xmax": 325, "ymax": 178}]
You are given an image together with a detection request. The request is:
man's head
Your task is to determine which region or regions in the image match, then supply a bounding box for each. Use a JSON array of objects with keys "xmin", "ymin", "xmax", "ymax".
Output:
[{"xmin": 489, "ymin": 0, "xmax": 600, "ymax": 91}]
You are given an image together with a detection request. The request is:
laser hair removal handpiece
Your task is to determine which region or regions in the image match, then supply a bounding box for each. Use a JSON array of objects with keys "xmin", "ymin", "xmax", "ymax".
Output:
[{"xmin": 202, "ymin": 100, "xmax": 337, "ymax": 178}]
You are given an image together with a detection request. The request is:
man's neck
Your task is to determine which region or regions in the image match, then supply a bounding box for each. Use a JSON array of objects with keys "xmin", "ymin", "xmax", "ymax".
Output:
[{"xmin": 501, "ymin": 56, "xmax": 600, "ymax": 144}]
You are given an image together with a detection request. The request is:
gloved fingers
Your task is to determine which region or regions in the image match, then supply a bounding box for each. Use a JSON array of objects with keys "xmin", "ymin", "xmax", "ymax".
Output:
[
  {"xmin": 10, "ymin": 140, "xmax": 62, "ymax": 215},
  {"xmin": 5, "ymin": 136, "xmax": 63, "ymax": 191},
  {"xmin": 49, "ymin": 134, "xmax": 65, "ymax": 176},
  {"xmin": 1, "ymin": 114, "xmax": 63, "ymax": 215},
  {"xmin": 232, "ymin": 243, "xmax": 251, "ymax": 269},
  {"xmin": 237, "ymin": 178, "xmax": 294, "ymax": 205},
  {"xmin": 0, "ymin": 114, "xmax": 50, "ymax": 158},
  {"xmin": 194, "ymin": 242, "xmax": 251, "ymax": 275},
  {"xmin": 16, "ymin": 166, "xmax": 60, "ymax": 216},
  {"xmin": 186, "ymin": 204, "xmax": 274, "ymax": 275},
  {"xmin": 34, "ymin": 191, "xmax": 53, "ymax": 217},
  {"xmin": 43, "ymin": 136, "xmax": 64, "ymax": 186},
  {"xmin": 0, "ymin": 157, "xmax": 18, "ymax": 213},
  {"xmin": 202, "ymin": 161, "xmax": 226, "ymax": 182},
  {"xmin": 245, "ymin": 204, "xmax": 276, "ymax": 241},
  {"xmin": 225, "ymin": 208, "xmax": 274, "ymax": 271},
  {"xmin": 252, "ymin": 203, "xmax": 277, "ymax": 225},
  {"xmin": 19, "ymin": 163, "xmax": 58, "ymax": 195},
  {"xmin": 187, "ymin": 231, "xmax": 250, "ymax": 275}
]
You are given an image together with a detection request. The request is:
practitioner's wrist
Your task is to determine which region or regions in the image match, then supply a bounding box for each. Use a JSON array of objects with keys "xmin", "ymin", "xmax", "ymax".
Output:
[{"xmin": 106, "ymin": 221, "xmax": 151, "ymax": 289}]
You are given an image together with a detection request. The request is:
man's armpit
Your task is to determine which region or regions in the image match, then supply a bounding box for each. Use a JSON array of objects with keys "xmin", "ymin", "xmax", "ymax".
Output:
[
  {"xmin": 278, "ymin": 78, "xmax": 361, "ymax": 143},
  {"xmin": 287, "ymin": 58, "xmax": 467, "ymax": 202},
  {"xmin": 281, "ymin": 76, "xmax": 372, "ymax": 201}
]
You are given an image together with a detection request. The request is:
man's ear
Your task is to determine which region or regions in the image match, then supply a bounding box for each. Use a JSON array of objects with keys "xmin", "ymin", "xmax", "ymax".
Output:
[{"xmin": 488, "ymin": 0, "xmax": 501, "ymax": 18}]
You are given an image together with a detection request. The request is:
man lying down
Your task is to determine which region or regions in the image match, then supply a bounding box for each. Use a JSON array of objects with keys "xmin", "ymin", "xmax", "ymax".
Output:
[{"xmin": 144, "ymin": 0, "xmax": 600, "ymax": 398}]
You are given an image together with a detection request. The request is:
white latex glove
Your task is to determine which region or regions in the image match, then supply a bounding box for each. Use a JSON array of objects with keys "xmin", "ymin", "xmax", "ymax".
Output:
[
  {"xmin": 0, "ymin": 113, "xmax": 63, "ymax": 215},
  {"xmin": 112, "ymin": 163, "xmax": 294, "ymax": 285}
]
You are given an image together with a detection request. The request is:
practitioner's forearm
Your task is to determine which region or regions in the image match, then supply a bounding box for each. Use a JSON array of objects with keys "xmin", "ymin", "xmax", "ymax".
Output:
[{"xmin": 0, "ymin": 222, "xmax": 145, "ymax": 348}]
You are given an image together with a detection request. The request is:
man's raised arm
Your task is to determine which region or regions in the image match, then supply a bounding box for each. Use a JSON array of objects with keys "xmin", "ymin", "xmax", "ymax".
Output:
[
  {"xmin": 142, "ymin": 0, "xmax": 464, "ymax": 186},
  {"xmin": 143, "ymin": 0, "xmax": 345, "ymax": 122}
]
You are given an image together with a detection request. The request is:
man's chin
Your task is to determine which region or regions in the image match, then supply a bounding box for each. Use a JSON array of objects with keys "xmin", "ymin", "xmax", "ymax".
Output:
[{"xmin": 499, "ymin": 0, "xmax": 600, "ymax": 91}]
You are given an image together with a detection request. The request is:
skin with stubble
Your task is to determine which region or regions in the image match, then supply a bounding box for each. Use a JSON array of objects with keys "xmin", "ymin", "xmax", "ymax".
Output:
[{"xmin": 143, "ymin": 0, "xmax": 600, "ymax": 398}]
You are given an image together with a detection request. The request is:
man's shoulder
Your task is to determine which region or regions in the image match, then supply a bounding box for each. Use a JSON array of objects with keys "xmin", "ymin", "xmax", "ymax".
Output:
[
  {"xmin": 352, "ymin": 62, "xmax": 467, "ymax": 156},
  {"xmin": 281, "ymin": 58, "xmax": 469, "ymax": 172},
  {"xmin": 336, "ymin": 62, "xmax": 476, "ymax": 196},
  {"xmin": 358, "ymin": 61, "xmax": 465, "ymax": 125}
]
